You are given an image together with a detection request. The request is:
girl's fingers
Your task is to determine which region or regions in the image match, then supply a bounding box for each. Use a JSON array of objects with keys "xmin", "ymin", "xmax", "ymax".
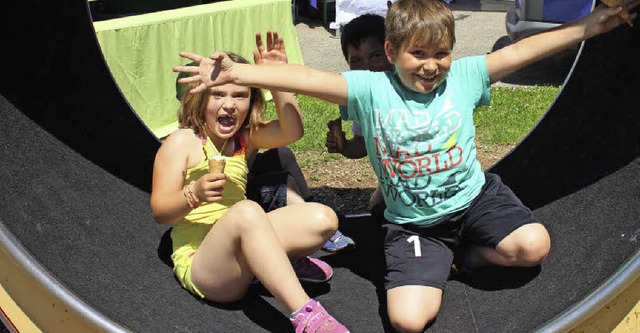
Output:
[
  {"xmin": 173, "ymin": 65, "xmax": 199, "ymax": 73},
  {"xmin": 177, "ymin": 75, "xmax": 200, "ymax": 84},
  {"xmin": 202, "ymin": 184, "xmax": 226, "ymax": 201},
  {"xmin": 209, "ymin": 51, "xmax": 227, "ymax": 61},
  {"xmin": 178, "ymin": 51, "xmax": 202, "ymax": 61},
  {"xmin": 266, "ymin": 31, "xmax": 274, "ymax": 51},
  {"xmin": 189, "ymin": 84, "xmax": 206, "ymax": 94},
  {"xmin": 255, "ymin": 33, "xmax": 265, "ymax": 53}
]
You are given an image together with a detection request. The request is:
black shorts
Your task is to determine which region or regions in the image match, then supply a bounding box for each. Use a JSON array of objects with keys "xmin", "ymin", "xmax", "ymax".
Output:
[
  {"xmin": 246, "ymin": 149, "xmax": 289, "ymax": 212},
  {"xmin": 383, "ymin": 172, "xmax": 538, "ymax": 290}
]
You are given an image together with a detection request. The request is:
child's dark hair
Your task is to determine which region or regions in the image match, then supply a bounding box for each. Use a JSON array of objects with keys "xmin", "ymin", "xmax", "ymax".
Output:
[
  {"xmin": 176, "ymin": 52, "xmax": 266, "ymax": 137},
  {"xmin": 340, "ymin": 14, "xmax": 386, "ymax": 62}
]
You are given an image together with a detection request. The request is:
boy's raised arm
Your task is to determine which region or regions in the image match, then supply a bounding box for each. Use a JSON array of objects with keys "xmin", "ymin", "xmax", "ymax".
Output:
[
  {"xmin": 174, "ymin": 52, "xmax": 349, "ymax": 106},
  {"xmin": 486, "ymin": 1, "xmax": 639, "ymax": 84}
]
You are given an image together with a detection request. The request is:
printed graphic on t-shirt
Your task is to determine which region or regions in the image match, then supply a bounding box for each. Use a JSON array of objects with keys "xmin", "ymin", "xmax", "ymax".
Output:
[{"xmin": 372, "ymin": 95, "xmax": 464, "ymax": 209}]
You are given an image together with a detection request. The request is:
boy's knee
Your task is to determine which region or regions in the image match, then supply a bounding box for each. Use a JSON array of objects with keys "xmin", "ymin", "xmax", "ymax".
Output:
[
  {"xmin": 277, "ymin": 146, "xmax": 297, "ymax": 169},
  {"xmin": 389, "ymin": 310, "xmax": 436, "ymax": 333},
  {"xmin": 387, "ymin": 286, "xmax": 441, "ymax": 333},
  {"xmin": 277, "ymin": 146, "xmax": 295, "ymax": 160},
  {"xmin": 522, "ymin": 230, "xmax": 551, "ymax": 265},
  {"xmin": 513, "ymin": 223, "xmax": 551, "ymax": 266}
]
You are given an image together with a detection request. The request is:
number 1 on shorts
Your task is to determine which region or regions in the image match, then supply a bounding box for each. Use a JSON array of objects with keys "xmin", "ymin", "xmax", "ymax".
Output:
[{"xmin": 407, "ymin": 235, "xmax": 422, "ymax": 257}]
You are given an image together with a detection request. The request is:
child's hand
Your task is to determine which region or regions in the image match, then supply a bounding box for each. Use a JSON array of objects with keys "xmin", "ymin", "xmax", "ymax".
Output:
[
  {"xmin": 588, "ymin": 0, "xmax": 639, "ymax": 36},
  {"xmin": 173, "ymin": 51, "xmax": 236, "ymax": 94},
  {"xmin": 253, "ymin": 31, "xmax": 288, "ymax": 65},
  {"xmin": 325, "ymin": 130, "xmax": 346, "ymax": 154},
  {"xmin": 194, "ymin": 173, "xmax": 227, "ymax": 203}
]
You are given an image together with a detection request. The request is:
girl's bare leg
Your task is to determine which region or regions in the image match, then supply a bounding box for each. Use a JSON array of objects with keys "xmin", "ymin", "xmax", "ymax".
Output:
[
  {"xmin": 266, "ymin": 202, "xmax": 338, "ymax": 257},
  {"xmin": 189, "ymin": 200, "xmax": 314, "ymax": 312}
]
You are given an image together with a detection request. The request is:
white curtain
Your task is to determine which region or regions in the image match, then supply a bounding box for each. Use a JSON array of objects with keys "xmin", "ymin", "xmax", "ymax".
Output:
[{"xmin": 334, "ymin": 0, "xmax": 395, "ymax": 26}]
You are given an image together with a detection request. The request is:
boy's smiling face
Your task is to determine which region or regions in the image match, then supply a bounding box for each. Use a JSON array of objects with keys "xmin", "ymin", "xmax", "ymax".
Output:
[{"xmin": 385, "ymin": 39, "xmax": 452, "ymax": 93}]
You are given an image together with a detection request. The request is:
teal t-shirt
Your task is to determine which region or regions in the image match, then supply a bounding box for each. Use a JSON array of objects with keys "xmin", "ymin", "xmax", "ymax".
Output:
[{"xmin": 341, "ymin": 55, "xmax": 491, "ymax": 226}]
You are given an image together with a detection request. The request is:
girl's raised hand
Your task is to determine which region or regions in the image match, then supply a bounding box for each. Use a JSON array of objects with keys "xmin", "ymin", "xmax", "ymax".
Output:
[
  {"xmin": 173, "ymin": 51, "xmax": 236, "ymax": 94},
  {"xmin": 253, "ymin": 31, "xmax": 288, "ymax": 65}
]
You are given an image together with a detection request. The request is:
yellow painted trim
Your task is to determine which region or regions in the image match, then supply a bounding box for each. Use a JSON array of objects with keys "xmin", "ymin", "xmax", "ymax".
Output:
[
  {"xmin": 0, "ymin": 282, "xmax": 40, "ymax": 332},
  {"xmin": 0, "ymin": 242, "xmax": 120, "ymax": 333},
  {"xmin": 569, "ymin": 275, "xmax": 640, "ymax": 333}
]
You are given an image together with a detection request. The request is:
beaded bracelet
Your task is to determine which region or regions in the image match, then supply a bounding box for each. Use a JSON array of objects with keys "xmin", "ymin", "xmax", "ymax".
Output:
[
  {"xmin": 182, "ymin": 181, "xmax": 200, "ymax": 208},
  {"xmin": 182, "ymin": 185, "xmax": 195, "ymax": 209},
  {"xmin": 187, "ymin": 181, "xmax": 200, "ymax": 208}
]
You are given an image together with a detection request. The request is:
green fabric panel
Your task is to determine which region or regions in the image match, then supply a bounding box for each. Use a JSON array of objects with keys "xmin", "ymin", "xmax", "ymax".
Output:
[{"xmin": 94, "ymin": 0, "xmax": 303, "ymax": 138}]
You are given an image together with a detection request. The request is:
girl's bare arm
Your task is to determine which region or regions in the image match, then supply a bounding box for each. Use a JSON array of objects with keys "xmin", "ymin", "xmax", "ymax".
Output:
[
  {"xmin": 150, "ymin": 131, "xmax": 226, "ymax": 224},
  {"xmin": 249, "ymin": 31, "xmax": 305, "ymax": 150}
]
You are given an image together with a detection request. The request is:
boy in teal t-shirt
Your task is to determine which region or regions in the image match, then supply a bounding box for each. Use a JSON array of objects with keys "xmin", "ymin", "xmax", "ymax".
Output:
[
  {"xmin": 342, "ymin": 56, "xmax": 489, "ymax": 225},
  {"xmin": 175, "ymin": 0, "xmax": 637, "ymax": 330}
]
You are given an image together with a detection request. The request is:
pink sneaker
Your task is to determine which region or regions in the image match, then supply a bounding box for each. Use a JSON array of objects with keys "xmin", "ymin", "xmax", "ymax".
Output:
[
  {"xmin": 291, "ymin": 299, "xmax": 349, "ymax": 333},
  {"xmin": 292, "ymin": 257, "xmax": 333, "ymax": 283}
]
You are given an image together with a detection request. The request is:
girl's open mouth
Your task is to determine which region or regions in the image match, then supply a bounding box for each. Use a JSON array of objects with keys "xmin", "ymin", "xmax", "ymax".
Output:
[{"xmin": 217, "ymin": 114, "xmax": 237, "ymax": 134}]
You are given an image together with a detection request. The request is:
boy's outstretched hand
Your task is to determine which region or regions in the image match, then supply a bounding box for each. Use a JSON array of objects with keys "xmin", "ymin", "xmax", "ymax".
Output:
[
  {"xmin": 588, "ymin": 0, "xmax": 639, "ymax": 36},
  {"xmin": 173, "ymin": 51, "xmax": 235, "ymax": 94},
  {"xmin": 254, "ymin": 31, "xmax": 288, "ymax": 65},
  {"xmin": 601, "ymin": 0, "xmax": 635, "ymax": 26}
]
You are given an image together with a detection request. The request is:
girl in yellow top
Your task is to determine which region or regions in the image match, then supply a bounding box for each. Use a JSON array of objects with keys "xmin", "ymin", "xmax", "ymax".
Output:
[{"xmin": 150, "ymin": 32, "xmax": 349, "ymax": 333}]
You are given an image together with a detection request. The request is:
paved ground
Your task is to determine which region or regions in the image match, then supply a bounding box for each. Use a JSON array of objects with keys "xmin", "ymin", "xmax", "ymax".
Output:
[
  {"xmin": 294, "ymin": 0, "xmax": 573, "ymax": 86},
  {"xmin": 295, "ymin": 0, "xmax": 510, "ymax": 71}
]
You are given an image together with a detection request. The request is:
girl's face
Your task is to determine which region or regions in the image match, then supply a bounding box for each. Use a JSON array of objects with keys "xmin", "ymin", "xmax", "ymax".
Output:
[
  {"xmin": 204, "ymin": 83, "xmax": 251, "ymax": 140},
  {"xmin": 385, "ymin": 39, "xmax": 452, "ymax": 93}
]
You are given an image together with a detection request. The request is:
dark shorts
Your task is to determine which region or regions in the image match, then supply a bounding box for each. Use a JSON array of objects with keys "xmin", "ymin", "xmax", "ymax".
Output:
[
  {"xmin": 246, "ymin": 148, "xmax": 289, "ymax": 212},
  {"xmin": 383, "ymin": 172, "xmax": 538, "ymax": 290}
]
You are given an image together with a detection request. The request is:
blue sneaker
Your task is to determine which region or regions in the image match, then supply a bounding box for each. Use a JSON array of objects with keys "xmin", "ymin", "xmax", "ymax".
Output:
[{"xmin": 322, "ymin": 230, "xmax": 355, "ymax": 253}]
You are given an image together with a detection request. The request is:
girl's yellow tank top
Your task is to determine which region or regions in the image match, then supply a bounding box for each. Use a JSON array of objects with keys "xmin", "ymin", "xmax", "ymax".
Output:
[
  {"xmin": 170, "ymin": 130, "xmax": 248, "ymax": 259},
  {"xmin": 181, "ymin": 131, "xmax": 247, "ymax": 224}
]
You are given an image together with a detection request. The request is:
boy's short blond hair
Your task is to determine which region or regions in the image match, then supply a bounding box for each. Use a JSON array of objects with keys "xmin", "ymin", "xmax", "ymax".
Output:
[{"xmin": 386, "ymin": 0, "xmax": 455, "ymax": 53}]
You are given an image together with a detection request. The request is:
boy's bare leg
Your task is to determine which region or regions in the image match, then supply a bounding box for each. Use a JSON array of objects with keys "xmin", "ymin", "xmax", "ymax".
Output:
[
  {"xmin": 368, "ymin": 185, "xmax": 384, "ymax": 210},
  {"xmin": 277, "ymin": 147, "xmax": 313, "ymax": 200},
  {"xmin": 467, "ymin": 223, "xmax": 551, "ymax": 268},
  {"xmin": 286, "ymin": 175, "xmax": 307, "ymax": 205},
  {"xmin": 387, "ymin": 285, "xmax": 442, "ymax": 333}
]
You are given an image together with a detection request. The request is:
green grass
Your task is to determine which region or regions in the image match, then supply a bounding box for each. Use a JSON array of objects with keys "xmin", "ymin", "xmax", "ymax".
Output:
[
  {"xmin": 474, "ymin": 86, "xmax": 560, "ymax": 145},
  {"xmin": 263, "ymin": 85, "xmax": 560, "ymax": 164},
  {"xmin": 263, "ymin": 93, "xmax": 344, "ymax": 167}
]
